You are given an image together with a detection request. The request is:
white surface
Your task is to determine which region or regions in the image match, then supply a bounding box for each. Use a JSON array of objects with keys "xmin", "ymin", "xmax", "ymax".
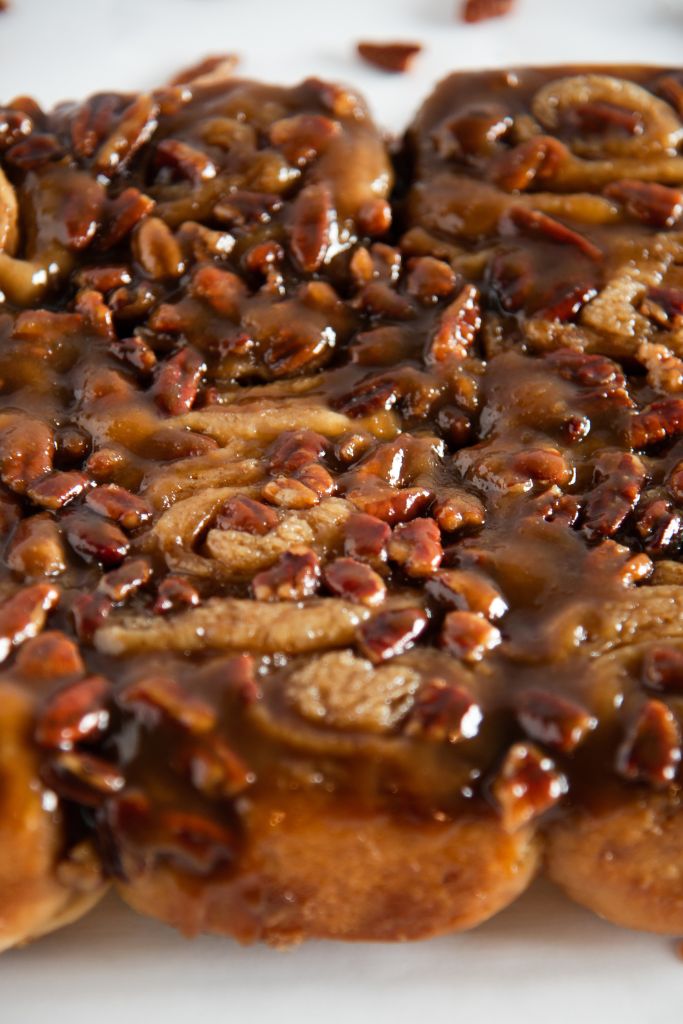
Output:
[{"xmin": 2, "ymin": 0, "xmax": 683, "ymax": 1020}]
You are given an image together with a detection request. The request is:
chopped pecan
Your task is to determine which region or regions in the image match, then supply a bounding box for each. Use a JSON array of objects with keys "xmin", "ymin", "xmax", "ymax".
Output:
[
  {"xmin": 153, "ymin": 576, "xmax": 201, "ymax": 615},
  {"xmin": 267, "ymin": 429, "xmax": 327, "ymax": 474},
  {"xmin": 387, "ymin": 518, "xmax": 443, "ymax": 577},
  {"xmin": 187, "ymin": 738, "xmax": 253, "ymax": 799},
  {"xmin": 436, "ymin": 406, "xmax": 473, "ymax": 449},
  {"xmin": 404, "ymin": 678, "xmax": 482, "ymax": 742},
  {"xmin": 356, "ymin": 41, "xmax": 422, "ymax": 74},
  {"xmin": 426, "ymin": 569, "xmax": 507, "ymax": 619},
  {"xmin": 641, "ymin": 646, "xmax": 683, "ymax": 695},
  {"xmin": 43, "ymin": 751, "xmax": 125, "ymax": 806},
  {"xmin": 215, "ymin": 496, "xmax": 279, "ymax": 536},
  {"xmin": 358, "ymin": 606, "xmax": 428, "ymax": 663},
  {"xmin": 269, "ymin": 113, "xmax": 340, "ymax": 166},
  {"xmin": 641, "ymin": 286, "xmax": 683, "ymax": 328},
  {"xmin": 344, "ymin": 512, "xmax": 391, "ymax": 566},
  {"xmin": 440, "ymin": 610, "xmax": 501, "ymax": 662},
  {"xmin": 424, "ymin": 284, "xmax": 481, "ymax": 364},
  {"xmin": 155, "ymin": 138, "xmax": 216, "ymax": 184},
  {"xmin": 582, "ymin": 451, "xmax": 646, "ymax": 540},
  {"xmin": 110, "ymin": 335, "xmax": 158, "ymax": 374},
  {"xmin": 118, "ymin": 675, "xmax": 216, "ymax": 733},
  {"xmin": 252, "ymin": 548, "xmax": 321, "ymax": 601},
  {"xmin": 288, "ymin": 182, "xmax": 333, "ymax": 273},
  {"xmin": 491, "ymin": 743, "xmax": 567, "ymax": 832},
  {"xmin": 634, "ymin": 498, "xmax": 681, "ymax": 554},
  {"xmin": 6, "ymin": 515, "xmax": 66, "ymax": 577},
  {"xmin": 98, "ymin": 557, "xmax": 153, "ymax": 602},
  {"xmin": 6, "ymin": 132, "xmax": 64, "ymax": 169},
  {"xmin": 346, "ymin": 481, "xmax": 433, "ymax": 525},
  {"xmin": 432, "ymin": 490, "xmax": 486, "ymax": 533},
  {"xmin": 323, "ymin": 557, "xmax": 386, "ymax": 606},
  {"xmin": 35, "ymin": 675, "xmax": 111, "ymax": 750},
  {"xmin": 100, "ymin": 187, "xmax": 155, "ymax": 248},
  {"xmin": 616, "ymin": 700, "xmax": 681, "ymax": 787},
  {"xmin": 406, "ymin": 256, "xmax": 457, "ymax": 303},
  {"xmin": 85, "ymin": 484, "xmax": 152, "ymax": 530},
  {"xmin": 65, "ymin": 512, "xmax": 130, "ymax": 567},
  {"xmin": 462, "ymin": 0, "xmax": 515, "ymax": 23},
  {"xmin": 154, "ymin": 347, "xmax": 206, "ymax": 415},
  {"xmin": 15, "ymin": 630, "xmax": 84, "ymax": 680},
  {"xmin": 628, "ymin": 398, "xmax": 683, "ymax": 449},
  {"xmin": 71, "ymin": 591, "xmax": 113, "ymax": 643},
  {"xmin": 491, "ymin": 136, "xmax": 566, "ymax": 192},
  {"xmin": 169, "ymin": 53, "xmax": 240, "ymax": 86},
  {"xmin": 26, "ymin": 470, "xmax": 89, "ymax": 510},
  {"xmin": 535, "ymin": 282, "xmax": 598, "ymax": 322},
  {"xmin": 604, "ymin": 180, "xmax": 683, "ymax": 229},
  {"xmin": 515, "ymin": 689, "xmax": 596, "ymax": 753},
  {"xmin": 262, "ymin": 476, "xmax": 320, "ymax": 510},
  {"xmin": 505, "ymin": 205, "xmax": 603, "ymax": 262},
  {"xmin": 94, "ymin": 93, "xmax": 159, "ymax": 176},
  {"xmin": 0, "ymin": 583, "xmax": 60, "ymax": 663}
]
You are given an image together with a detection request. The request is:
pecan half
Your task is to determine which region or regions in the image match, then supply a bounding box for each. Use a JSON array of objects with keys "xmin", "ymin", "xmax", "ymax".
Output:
[
  {"xmin": 15, "ymin": 630, "xmax": 84, "ymax": 680},
  {"xmin": 343, "ymin": 512, "xmax": 391, "ymax": 566},
  {"xmin": 426, "ymin": 569, "xmax": 507, "ymax": 619},
  {"xmin": 65, "ymin": 512, "xmax": 130, "ymax": 567},
  {"xmin": 85, "ymin": 484, "xmax": 152, "ymax": 531},
  {"xmin": 582, "ymin": 451, "xmax": 646, "ymax": 540},
  {"xmin": 98, "ymin": 557, "xmax": 153, "ymax": 602},
  {"xmin": 425, "ymin": 284, "xmax": 481, "ymax": 364},
  {"xmin": 43, "ymin": 751, "xmax": 125, "ymax": 806},
  {"xmin": 604, "ymin": 180, "xmax": 683, "ymax": 229},
  {"xmin": 154, "ymin": 348, "xmax": 206, "ymax": 415},
  {"xmin": 118, "ymin": 675, "xmax": 216, "ymax": 733},
  {"xmin": 26, "ymin": 470, "xmax": 89, "ymax": 510},
  {"xmin": 288, "ymin": 183, "xmax": 333, "ymax": 274},
  {"xmin": 153, "ymin": 576, "xmax": 201, "ymax": 615},
  {"xmin": 6, "ymin": 515, "xmax": 66, "ymax": 577},
  {"xmin": 505, "ymin": 206, "xmax": 602, "ymax": 262}
]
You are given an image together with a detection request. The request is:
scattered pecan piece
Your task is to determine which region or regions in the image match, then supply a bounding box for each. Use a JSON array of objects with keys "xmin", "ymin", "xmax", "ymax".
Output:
[
  {"xmin": 346, "ymin": 482, "xmax": 433, "ymax": 525},
  {"xmin": 36, "ymin": 675, "xmax": 111, "ymax": 750},
  {"xmin": 515, "ymin": 689, "xmax": 596, "ymax": 753},
  {"xmin": 43, "ymin": 751, "xmax": 125, "ymax": 806},
  {"xmin": 634, "ymin": 498, "xmax": 681, "ymax": 555},
  {"xmin": 616, "ymin": 700, "xmax": 681, "ymax": 787},
  {"xmin": 462, "ymin": 0, "xmax": 515, "ymax": 22},
  {"xmin": 0, "ymin": 412, "xmax": 54, "ymax": 495},
  {"xmin": 94, "ymin": 93, "xmax": 159, "ymax": 176},
  {"xmin": 100, "ymin": 187, "xmax": 155, "ymax": 248},
  {"xmin": 426, "ymin": 569, "xmax": 507, "ymax": 619},
  {"xmin": 0, "ymin": 583, "xmax": 60, "ymax": 663},
  {"xmin": 535, "ymin": 282, "xmax": 598, "ymax": 322},
  {"xmin": 406, "ymin": 256, "xmax": 457, "ymax": 303},
  {"xmin": 358, "ymin": 606, "xmax": 428, "ymax": 663},
  {"xmin": 323, "ymin": 557, "xmax": 386, "ymax": 607},
  {"xmin": 604, "ymin": 180, "xmax": 683, "ymax": 229},
  {"xmin": 404, "ymin": 678, "xmax": 482, "ymax": 742},
  {"xmin": 491, "ymin": 743, "xmax": 567, "ymax": 832},
  {"xmin": 15, "ymin": 630, "xmax": 84, "ymax": 680},
  {"xmin": 155, "ymin": 138, "xmax": 216, "ymax": 184},
  {"xmin": 387, "ymin": 518, "xmax": 443, "ymax": 577},
  {"xmin": 641, "ymin": 646, "xmax": 683, "ymax": 696},
  {"xmin": 252, "ymin": 549, "xmax": 321, "ymax": 601},
  {"xmin": 118, "ymin": 675, "xmax": 216, "ymax": 733},
  {"xmin": 154, "ymin": 347, "xmax": 206, "ymax": 415},
  {"xmin": 169, "ymin": 53, "xmax": 240, "ymax": 86},
  {"xmin": 65, "ymin": 513, "xmax": 130, "ymax": 567},
  {"xmin": 85, "ymin": 484, "xmax": 152, "ymax": 531},
  {"xmin": 425, "ymin": 284, "xmax": 481, "ymax": 364},
  {"xmin": 440, "ymin": 611, "xmax": 501, "ymax": 662},
  {"xmin": 153, "ymin": 576, "xmax": 201, "ymax": 615},
  {"xmin": 356, "ymin": 41, "xmax": 422, "ymax": 74},
  {"xmin": 432, "ymin": 490, "xmax": 486, "ymax": 533},
  {"xmin": 267, "ymin": 429, "xmax": 328, "ymax": 474}
]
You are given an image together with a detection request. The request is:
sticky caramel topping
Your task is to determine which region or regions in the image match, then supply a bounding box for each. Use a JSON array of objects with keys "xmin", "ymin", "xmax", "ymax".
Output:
[{"xmin": 2, "ymin": 66, "xmax": 683, "ymax": 880}]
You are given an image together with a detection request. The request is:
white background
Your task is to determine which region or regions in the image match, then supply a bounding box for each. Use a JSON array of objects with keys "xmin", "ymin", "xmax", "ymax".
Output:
[{"xmin": 2, "ymin": 1, "xmax": 683, "ymax": 1021}]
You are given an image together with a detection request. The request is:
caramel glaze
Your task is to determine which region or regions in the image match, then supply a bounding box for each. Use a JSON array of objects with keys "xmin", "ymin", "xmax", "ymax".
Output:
[{"xmin": 1, "ymin": 66, "xmax": 683, "ymax": 893}]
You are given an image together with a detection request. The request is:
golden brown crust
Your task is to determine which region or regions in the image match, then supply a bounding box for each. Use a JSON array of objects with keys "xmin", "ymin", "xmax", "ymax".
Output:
[
  {"xmin": 545, "ymin": 793, "xmax": 683, "ymax": 935},
  {"xmin": 117, "ymin": 794, "xmax": 539, "ymax": 944}
]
